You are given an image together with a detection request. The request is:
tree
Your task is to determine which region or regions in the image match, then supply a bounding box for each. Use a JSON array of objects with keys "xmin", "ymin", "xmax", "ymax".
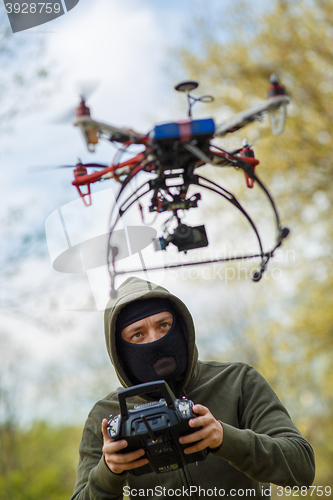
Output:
[{"xmin": 0, "ymin": 419, "xmax": 82, "ymax": 500}]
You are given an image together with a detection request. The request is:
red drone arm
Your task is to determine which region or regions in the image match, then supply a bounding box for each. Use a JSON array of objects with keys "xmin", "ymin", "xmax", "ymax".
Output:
[
  {"xmin": 72, "ymin": 152, "xmax": 147, "ymax": 206},
  {"xmin": 211, "ymin": 149, "xmax": 260, "ymax": 188}
]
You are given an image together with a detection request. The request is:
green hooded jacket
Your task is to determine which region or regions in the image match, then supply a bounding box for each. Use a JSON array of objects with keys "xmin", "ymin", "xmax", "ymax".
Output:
[{"xmin": 71, "ymin": 277, "xmax": 315, "ymax": 500}]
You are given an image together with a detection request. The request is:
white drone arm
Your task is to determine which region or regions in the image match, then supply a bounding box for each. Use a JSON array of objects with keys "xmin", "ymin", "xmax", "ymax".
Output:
[
  {"xmin": 74, "ymin": 115, "xmax": 144, "ymax": 151},
  {"xmin": 215, "ymin": 95, "xmax": 290, "ymax": 137}
]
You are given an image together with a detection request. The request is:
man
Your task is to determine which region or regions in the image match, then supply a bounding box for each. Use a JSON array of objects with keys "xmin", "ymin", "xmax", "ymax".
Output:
[{"xmin": 71, "ymin": 277, "xmax": 315, "ymax": 500}]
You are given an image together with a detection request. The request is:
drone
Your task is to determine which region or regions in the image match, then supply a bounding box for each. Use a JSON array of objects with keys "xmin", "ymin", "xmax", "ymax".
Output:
[{"xmin": 60, "ymin": 75, "xmax": 290, "ymax": 297}]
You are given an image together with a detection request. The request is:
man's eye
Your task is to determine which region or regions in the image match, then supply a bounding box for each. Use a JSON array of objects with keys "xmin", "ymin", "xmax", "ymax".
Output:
[
  {"xmin": 160, "ymin": 322, "xmax": 171, "ymax": 329},
  {"xmin": 131, "ymin": 332, "xmax": 142, "ymax": 339}
]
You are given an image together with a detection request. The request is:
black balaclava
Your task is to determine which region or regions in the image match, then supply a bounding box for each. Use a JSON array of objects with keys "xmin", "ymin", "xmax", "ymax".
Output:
[{"xmin": 115, "ymin": 298, "xmax": 187, "ymax": 397}]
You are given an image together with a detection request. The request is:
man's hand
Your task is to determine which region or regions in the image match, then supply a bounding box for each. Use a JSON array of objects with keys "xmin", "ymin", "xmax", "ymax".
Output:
[
  {"xmin": 101, "ymin": 419, "xmax": 149, "ymax": 474},
  {"xmin": 179, "ymin": 404, "xmax": 223, "ymax": 454}
]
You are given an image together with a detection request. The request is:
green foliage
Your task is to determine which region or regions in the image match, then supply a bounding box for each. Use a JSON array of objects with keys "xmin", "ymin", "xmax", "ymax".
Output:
[{"xmin": 0, "ymin": 422, "xmax": 81, "ymax": 500}]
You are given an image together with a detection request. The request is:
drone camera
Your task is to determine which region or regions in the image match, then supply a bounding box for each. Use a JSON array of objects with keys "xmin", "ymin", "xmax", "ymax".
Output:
[{"xmin": 155, "ymin": 223, "xmax": 208, "ymax": 253}]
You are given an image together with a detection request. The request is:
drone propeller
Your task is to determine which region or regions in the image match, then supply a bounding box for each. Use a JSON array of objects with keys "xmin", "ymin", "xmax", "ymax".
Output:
[
  {"xmin": 29, "ymin": 160, "xmax": 108, "ymax": 172},
  {"xmin": 51, "ymin": 109, "xmax": 77, "ymax": 125},
  {"xmin": 51, "ymin": 80, "xmax": 99, "ymax": 125},
  {"xmin": 230, "ymin": 138, "xmax": 259, "ymax": 155},
  {"xmin": 77, "ymin": 79, "xmax": 99, "ymax": 103}
]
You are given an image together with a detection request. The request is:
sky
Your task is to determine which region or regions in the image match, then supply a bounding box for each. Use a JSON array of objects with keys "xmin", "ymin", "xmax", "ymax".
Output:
[{"xmin": 0, "ymin": 0, "xmax": 296, "ymax": 424}]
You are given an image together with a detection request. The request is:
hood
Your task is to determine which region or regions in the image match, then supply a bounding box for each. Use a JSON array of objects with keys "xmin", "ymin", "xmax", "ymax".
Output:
[{"xmin": 104, "ymin": 276, "xmax": 198, "ymax": 392}]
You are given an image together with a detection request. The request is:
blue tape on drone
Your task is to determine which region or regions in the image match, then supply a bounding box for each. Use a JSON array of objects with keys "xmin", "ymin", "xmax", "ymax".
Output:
[{"xmin": 152, "ymin": 118, "xmax": 215, "ymax": 141}]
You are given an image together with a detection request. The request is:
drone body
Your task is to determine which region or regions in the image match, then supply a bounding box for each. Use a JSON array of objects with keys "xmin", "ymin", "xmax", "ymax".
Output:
[{"xmin": 61, "ymin": 75, "xmax": 291, "ymax": 296}]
